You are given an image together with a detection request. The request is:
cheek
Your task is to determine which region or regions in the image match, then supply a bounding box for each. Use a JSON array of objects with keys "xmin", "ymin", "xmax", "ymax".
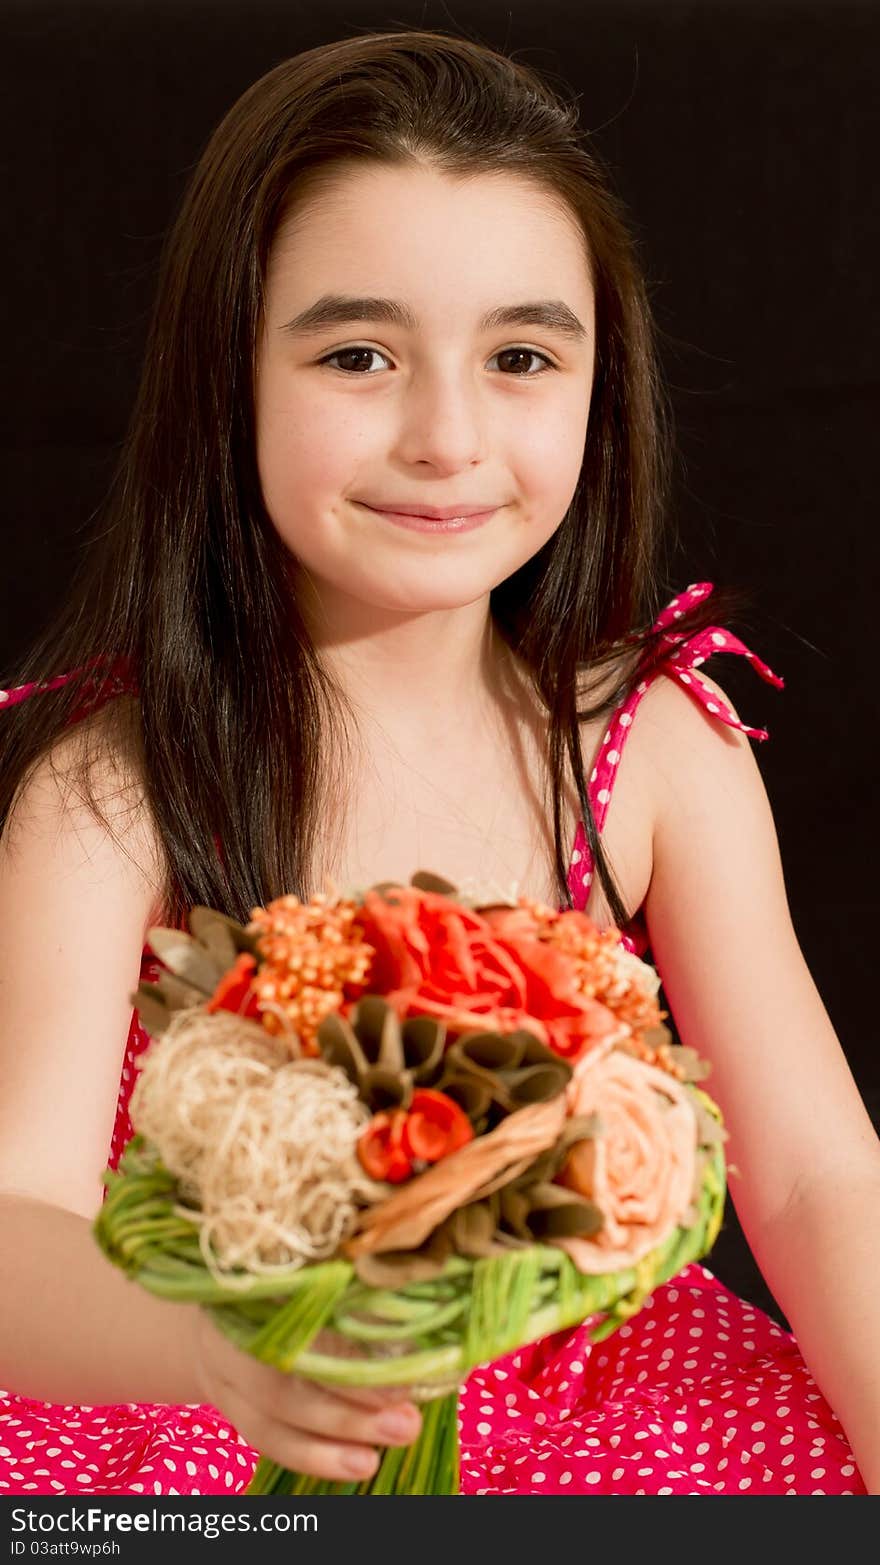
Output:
[
  {"xmin": 255, "ymin": 378, "xmax": 361, "ymax": 523},
  {"xmin": 513, "ymin": 405, "xmax": 589, "ymax": 527}
]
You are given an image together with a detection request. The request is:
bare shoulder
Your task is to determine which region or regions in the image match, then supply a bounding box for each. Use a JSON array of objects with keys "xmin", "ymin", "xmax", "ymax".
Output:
[
  {"xmin": 4, "ymin": 698, "xmax": 167, "ymax": 926},
  {"xmin": 0, "ymin": 703, "xmax": 168, "ymax": 1215},
  {"xmin": 631, "ymin": 667, "xmax": 759, "ymax": 804}
]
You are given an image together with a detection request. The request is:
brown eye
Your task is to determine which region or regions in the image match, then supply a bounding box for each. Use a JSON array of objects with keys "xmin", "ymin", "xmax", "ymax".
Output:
[
  {"xmin": 321, "ymin": 347, "xmax": 388, "ymax": 374},
  {"xmin": 492, "ymin": 348, "xmax": 554, "ymax": 375}
]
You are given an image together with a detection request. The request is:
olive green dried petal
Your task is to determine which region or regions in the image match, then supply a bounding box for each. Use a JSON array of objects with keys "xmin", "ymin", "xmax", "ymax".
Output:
[
  {"xmin": 352, "ymin": 1223, "xmax": 454, "ymax": 1286},
  {"xmin": 129, "ymin": 984, "xmax": 173, "ymax": 1038},
  {"xmin": 347, "ymin": 995, "xmax": 405, "ymax": 1071},
  {"xmin": 447, "ymin": 1202, "xmax": 499, "ymax": 1257},
  {"xmin": 186, "ymin": 907, "xmax": 242, "ymax": 970},
  {"xmin": 156, "ymin": 971, "xmax": 207, "ymax": 1012},
  {"xmin": 315, "ymin": 1012, "xmax": 371, "ymax": 1085},
  {"xmin": 409, "ymin": 870, "xmax": 460, "ymax": 896},
  {"xmin": 145, "ymin": 927, "xmax": 224, "ymax": 995},
  {"xmin": 433, "ymin": 1071, "xmax": 494, "ymax": 1126},
  {"xmin": 502, "ymin": 1063, "xmax": 572, "ymax": 1106},
  {"xmin": 557, "ymin": 1113, "xmax": 603, "ymax": 1151},
  {"xmin": 452, "ymin": 1032, "xmax": 521, "ymax": 1072},
  {"xmin": 518, "ymin": 1033, "xmax": 572, "ymax": 1072},
  {"xmin": 693, "ymin": 1097, "xmax": 727, "ymax": 1149},
  {"xmin": 401, "ymin": 1015, "xmax": 447, "ymax": 1082},
  {"xmin": 362, "ymin": 1067, "xmax": 413, "ymax": 1113},
  {"xmin": 671, "ymin": 1044, "xmax": 712, "ymax": 1083},
  {"xmin": 499, "ymin": 1186, "xmax": 533, "ymax": 1240},
  {"xmin": 524, "ymin": 1184, "xmax": 605, "ymax": 1240},
  {"xmin": 507, "ymin": 1146, "xmax": 558, "ymax": 1190}
]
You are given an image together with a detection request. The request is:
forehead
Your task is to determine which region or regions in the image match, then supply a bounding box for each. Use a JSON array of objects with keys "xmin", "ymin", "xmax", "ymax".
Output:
[{"xmin": 266, "ymin": 163, "xmax": 595, "ymax": 308}]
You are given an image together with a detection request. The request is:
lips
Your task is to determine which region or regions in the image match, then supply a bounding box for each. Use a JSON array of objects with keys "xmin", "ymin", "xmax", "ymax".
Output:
[
  {"xmin": 358, "ymin": 501, "xmax": 499, "ymax": 520},
  {"xmin": 356, "ymin": 502, "xmax": 497, "ymax": 535}
]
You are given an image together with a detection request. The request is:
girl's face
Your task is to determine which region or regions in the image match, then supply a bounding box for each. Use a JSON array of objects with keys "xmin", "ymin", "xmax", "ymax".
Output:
[{"xmin": 255, "ymin": 163, "xmax": 596, "ymax": 620}]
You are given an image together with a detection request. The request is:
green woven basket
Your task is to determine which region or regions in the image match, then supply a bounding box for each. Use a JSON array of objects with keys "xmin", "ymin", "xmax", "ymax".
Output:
[{"xmin": 95, "ymin": 1124, "xmax": 726, "ymax": 1496}]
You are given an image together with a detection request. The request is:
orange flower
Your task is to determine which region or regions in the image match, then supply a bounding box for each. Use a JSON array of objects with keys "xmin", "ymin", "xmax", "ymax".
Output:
[
  {"xmin": 248, "ymin": 892, "xmax": 375, "ymax": 1055},
  {"xmin": 555, "ymin": 1050, "xmax": 697, "ymax": 1273},
  {"xmin": 354, "ymin": 886, "xmax": 622, "ymax": 1065}
]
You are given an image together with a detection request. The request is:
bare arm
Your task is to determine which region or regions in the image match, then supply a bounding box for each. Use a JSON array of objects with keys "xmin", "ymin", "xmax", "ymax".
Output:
[
  {"xmin": 0, "ymin": 734, "xmax": 419, "ymax": 1475},
  {"xmin": 0, "ymin": 732, "xmax": 210, "ymax": 1406},
  {"xmin": 0, "ymin": 1196, "xmax": 205, "ymax": 1404},
  {"xmin": 639, "ymin": 673, "xmax": 880, "ymax": 1492}
]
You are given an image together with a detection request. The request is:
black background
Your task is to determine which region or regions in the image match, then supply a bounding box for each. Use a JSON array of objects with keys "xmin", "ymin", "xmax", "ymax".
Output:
[{"xmin": 2, "ymin": 0, "xmax": 878, "ymax": 1321}]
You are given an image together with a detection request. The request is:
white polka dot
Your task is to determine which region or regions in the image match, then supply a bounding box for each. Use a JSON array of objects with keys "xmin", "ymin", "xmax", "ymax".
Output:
[
  {"xmin": 530, "ymin": 1471, "xmax": 546, "ymax": 1484},
  {"xmin": 559, "ymin": 1472, "xmax": 572, "ymax": 1486},
  {"xmin": 619, "ymin": 712, "xmax": 633, "ymax": 726},
  {"xmin": 711, "ymin": 633, "xmax": 726, "ymax": 646},
  {"xmin": 596, "ymin": 789, "xmax": 610, "ymax": 805},
  {"xmin": 607, "ymin": 749, "xmax": 620, "ymax": 765},
  {"xmin": 570, "ymin": 848, "xmax": 582, "ymax": 864}
]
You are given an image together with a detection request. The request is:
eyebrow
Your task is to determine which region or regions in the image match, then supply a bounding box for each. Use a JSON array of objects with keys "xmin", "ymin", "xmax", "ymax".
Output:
[{"xmin": 279, "ymin": 294, "xmax": 589, "ymax": 342}]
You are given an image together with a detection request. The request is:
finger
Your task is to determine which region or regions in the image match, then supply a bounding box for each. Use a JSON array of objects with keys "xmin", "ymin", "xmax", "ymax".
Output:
[
  {"xmin": 214, "ymin": 1382, "xmax": 382, "ymax": 1483},
  {"xmin": 333, "ymin": 1382, "xmax": 421, "ymax": 1410},
  {"xmin": 280, "ymin": 1376, "xmax": 423, "ymax": 1449},
  {"xmin": 208, "ymin": 1320, "xmax": 413, "ymax": 1411}
]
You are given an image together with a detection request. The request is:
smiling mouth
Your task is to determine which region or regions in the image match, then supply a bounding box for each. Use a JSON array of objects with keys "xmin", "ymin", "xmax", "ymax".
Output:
[
  {"xmin": 357, "ymin": 501, "xmax": 501, "ymax": 520},
  {"xmin": 353, "ymin": 501, "xmax": 499, "ymax": 534}
]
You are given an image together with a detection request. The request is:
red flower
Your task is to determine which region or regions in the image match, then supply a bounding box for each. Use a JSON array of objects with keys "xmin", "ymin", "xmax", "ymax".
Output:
[
  {"xmin": 356, "ymin": 1090, "xmax": 474, "ymax": 1183},
  {"xmin": 401, "ymin": 1089, "xmax": 474, "ymax": 1163},
  {"xmin": 357, "ymin": 1110, "xmax": 413, "ymax": 1184},
  {"xmin": 354, "ymin": 886, "xmax": 621, "ymax": 1063},
  {"xmin": 205, "ymin": 952, "xmax": 262, "ymax": 1020}
]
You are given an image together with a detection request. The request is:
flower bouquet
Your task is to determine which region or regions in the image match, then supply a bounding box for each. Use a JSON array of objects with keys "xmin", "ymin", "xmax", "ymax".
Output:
[{"xmin": 94, "ymin": 871, "xmax": 727, "ymax": 1495}]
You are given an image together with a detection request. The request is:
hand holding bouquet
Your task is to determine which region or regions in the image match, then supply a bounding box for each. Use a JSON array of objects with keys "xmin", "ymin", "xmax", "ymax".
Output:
[{"xmin": 95, "ymin": 872, "xmax": 726, "ymax": 1495}]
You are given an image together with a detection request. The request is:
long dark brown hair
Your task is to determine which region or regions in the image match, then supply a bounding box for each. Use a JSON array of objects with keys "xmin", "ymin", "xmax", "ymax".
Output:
[{"xmin": 0, "ymin": 27, "xmax": 744, "ymax": 930}]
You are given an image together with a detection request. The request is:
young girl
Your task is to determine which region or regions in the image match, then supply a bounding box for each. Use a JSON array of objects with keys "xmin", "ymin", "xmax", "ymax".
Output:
[{"xmin": 1, "ymin": 30, "xmax": 877, "ymax": 1500}]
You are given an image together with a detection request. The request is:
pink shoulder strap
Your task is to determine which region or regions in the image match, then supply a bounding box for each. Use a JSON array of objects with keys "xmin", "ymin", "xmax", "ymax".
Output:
[
  {"xmin": 0, "ymin": 656, "xmax": 136, "ymax": 722},
  {"xmin": 568, "ymin": 582, "xmax": 784, "ymax": 903}
]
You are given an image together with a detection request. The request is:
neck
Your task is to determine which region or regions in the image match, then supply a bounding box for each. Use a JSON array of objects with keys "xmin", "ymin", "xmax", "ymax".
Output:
[{"xmin": 296, "ymin": 574, "xmax": 520, "ymax": 748}]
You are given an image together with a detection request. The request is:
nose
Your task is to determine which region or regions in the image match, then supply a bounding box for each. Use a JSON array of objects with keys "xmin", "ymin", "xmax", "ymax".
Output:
[{"xmin": 392, "ymin": 362, "xmax": 488, "ymax": 473}]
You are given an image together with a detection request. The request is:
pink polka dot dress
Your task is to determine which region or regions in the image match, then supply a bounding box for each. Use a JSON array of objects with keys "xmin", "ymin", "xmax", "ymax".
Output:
[{"xmin": 0, "ymin": 583, "xmax": 865, "ymax": 1496}]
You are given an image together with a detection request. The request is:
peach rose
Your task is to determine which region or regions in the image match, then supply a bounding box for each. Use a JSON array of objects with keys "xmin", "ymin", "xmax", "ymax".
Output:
[{"xmin": 555, "ymin": 1049, "xmax": 697, "ymax": 1273}]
